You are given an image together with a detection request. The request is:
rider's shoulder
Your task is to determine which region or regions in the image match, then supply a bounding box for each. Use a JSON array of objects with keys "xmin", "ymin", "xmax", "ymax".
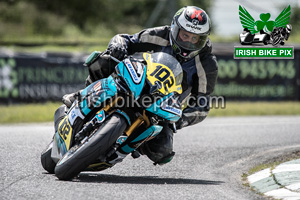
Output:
[
  {"xmin": 143, "ymin": 26, "xmax": 170, "ymax": 35},
  {"xmin": 139, "ymin": 26, "xmax": 171, "ymax": 41},
  {"xmin": 146, "ymin": 25, "xmax": 170, "ymax": 32}
]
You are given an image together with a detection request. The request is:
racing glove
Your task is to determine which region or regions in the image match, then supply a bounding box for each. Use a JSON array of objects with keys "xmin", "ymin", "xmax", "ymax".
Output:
[{"xmin": 107, "ymin": 43, "xmax": 127, "ymax": 60}]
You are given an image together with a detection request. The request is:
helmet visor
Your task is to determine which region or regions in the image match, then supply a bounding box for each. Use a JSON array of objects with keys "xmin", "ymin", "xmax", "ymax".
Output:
[{"xmin": 176, "ymin": 29, "xmax": 208, "ymax": 51}]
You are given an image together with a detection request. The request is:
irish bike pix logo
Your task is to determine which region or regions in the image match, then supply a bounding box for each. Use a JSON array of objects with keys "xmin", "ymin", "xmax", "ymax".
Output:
[{"xmin": 235, "ymin": 5, "xmax": 294, "ymax": 59}]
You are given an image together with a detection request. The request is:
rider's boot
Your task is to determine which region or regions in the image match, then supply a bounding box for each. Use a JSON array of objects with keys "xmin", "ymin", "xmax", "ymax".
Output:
[{"xmin": 137, "ymin": 123, "xmax": 175, "ymax": 165}]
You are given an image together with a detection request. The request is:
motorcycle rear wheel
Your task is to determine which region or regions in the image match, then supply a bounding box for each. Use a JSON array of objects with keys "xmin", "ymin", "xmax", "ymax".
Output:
[
  {"xmin": 272, "ymin": 36, "xmax": 283, "ymax": 46},
  {"xmin": 54, "ymin": 113, "xmax": 127, "ymax": 180}
]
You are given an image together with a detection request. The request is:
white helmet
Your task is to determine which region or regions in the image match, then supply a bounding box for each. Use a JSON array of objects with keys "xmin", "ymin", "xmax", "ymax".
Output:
[{"xmin": 170, "ymin": 6, "xmax": 211, "ymax": 59}]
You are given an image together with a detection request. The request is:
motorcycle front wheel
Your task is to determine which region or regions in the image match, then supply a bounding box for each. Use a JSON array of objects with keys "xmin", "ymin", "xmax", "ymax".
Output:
[
  {"xmin": 54, "ymin": 113, "xmax": 127, "ymax": 180},
  {"xmin": 41, "ymin": 140, "xmax": 56, "ymax": 174}
]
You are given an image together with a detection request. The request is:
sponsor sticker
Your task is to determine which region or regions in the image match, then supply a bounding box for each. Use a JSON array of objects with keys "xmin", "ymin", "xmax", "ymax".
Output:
[{"xmin": 124, "ymin": 59, "xmax": 142, "ymax": 84}]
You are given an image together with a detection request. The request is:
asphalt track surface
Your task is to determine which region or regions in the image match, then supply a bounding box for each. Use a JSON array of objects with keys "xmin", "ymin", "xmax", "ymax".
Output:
[{"xmin": 1, "ymin": 116, "xmax": 300, "ymax": 200}]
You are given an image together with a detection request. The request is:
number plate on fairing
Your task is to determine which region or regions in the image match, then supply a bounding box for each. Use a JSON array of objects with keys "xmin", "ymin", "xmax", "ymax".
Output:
[
  {"xmin": 144, "ymin": 53, "xmax": 182, "ymax": 95},
  {"xmin": 58, "ymin": 116, "xmax": 73, "ymax": 152}
]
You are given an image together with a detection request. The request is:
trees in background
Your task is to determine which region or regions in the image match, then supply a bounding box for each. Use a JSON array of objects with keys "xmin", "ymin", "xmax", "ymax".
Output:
[
  {"xmin": 2, "ymin": 0, "xmax": 298, "ymax": 42},
  {"xmin": 0, "ymin": 0, "xmax": 210, "ymax": 38}
]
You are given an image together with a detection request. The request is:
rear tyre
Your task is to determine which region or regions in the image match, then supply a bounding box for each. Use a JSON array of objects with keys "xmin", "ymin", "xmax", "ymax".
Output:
[
  {"xmin": 272, "ymin": 36, "xmax": 283, "ymax": 46},
  {"xmin": 54, "ymin": 113, "xmax": 127, "ymax": 180},
  {"xmin": 41, "ymin": 141, "xmax": 56, "ymax": 174}
]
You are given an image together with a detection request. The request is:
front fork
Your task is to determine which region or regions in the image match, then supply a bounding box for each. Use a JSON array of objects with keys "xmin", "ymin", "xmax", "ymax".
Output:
[{"xmin": 105, "ymin": 109, "xmax": 163, "ymax": 163}]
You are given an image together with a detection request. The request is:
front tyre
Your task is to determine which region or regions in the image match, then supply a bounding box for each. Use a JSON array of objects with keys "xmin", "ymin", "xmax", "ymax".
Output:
[
  {"xmin": 54, "ymin": 114, "xmax": 127, "ymax": 180},
  {"xmin": 41, "ymin": 141, "xmax": 56, "ymax": 174}
]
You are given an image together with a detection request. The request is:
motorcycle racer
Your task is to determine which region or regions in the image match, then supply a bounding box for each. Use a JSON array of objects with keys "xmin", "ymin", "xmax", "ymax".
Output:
[{"xmin": 63, "ymin": 6, "xmax": 218, "ymax": 165}]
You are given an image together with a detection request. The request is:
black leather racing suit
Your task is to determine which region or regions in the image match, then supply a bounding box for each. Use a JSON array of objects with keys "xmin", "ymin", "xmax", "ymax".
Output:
[{"xmin": 86, "ymin": 26, "xmax": 218, "ymax": 164}]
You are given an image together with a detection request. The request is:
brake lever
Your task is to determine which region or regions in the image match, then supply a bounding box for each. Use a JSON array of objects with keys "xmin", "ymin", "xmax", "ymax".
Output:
[{"xmin": 109, "ymin": 55, "xmax": 122, "ymax": 63}]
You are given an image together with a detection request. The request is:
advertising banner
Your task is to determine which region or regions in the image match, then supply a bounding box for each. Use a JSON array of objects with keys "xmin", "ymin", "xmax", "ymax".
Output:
[
  {"xmin": 0, "ymin": 53, "xmax": 88, "ymax": 103},
  {"xmin": 0, "ymin": 49, "xmax": 299, "ymax": 103},
  {"xmin": 213, "ymin": 51, "xmax": 299, "ymax": 100}
]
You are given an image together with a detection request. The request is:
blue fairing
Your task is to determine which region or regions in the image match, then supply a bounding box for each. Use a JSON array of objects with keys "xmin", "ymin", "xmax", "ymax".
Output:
[
  {"xmin": 54, "ymin": 131, "xmax": 67, "ymax": 156},
  {"xmin": 146, "ymin": 93, "xmax": 182, "ymax": 123},
  {"xmin": 115, "ymin": 58, "xmax": 147, "ymax": 99},
  {"xmin": 80, "ymin": 76, "xmax": 117, "ymax": 116},
  {"xmin": 121, "ymin": 125, "xmax": 163, "ymax": 154}
]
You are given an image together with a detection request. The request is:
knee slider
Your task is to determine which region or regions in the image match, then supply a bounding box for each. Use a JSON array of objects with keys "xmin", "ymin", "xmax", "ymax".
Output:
[
  {"xmin": 153, "ymin": 151, "xmax": 175, "ymax": 166},
  {"xmin": 141, "ymin": 141, "xmax": 175, "ymax": 165}
]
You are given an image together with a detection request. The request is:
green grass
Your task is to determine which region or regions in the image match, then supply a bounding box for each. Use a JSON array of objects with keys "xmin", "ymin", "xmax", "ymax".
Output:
[
  {"xmin": 0, "ymin": 25, "xmax": 140, "ymax": 54},
  {"xmin": 0, "ymin": 102, "xmax": 61, "ymax": 124},
  {"xmin": 1, "ymin": 35, "xmax": 111, "ymax": 53},
  {"xmin": 7, "ymin": 44, "xmax": 108, "ymax": 54},
  {"xmin": 242, "ymin": 151, "xmax": 300, "ymax": 191},
  {"xmin": 2, "ymin": 32, "xmax": 300, "ymax": 54},
  {"xmin": 0, "ymin": 101, "xmax": 299, "ymax": 124}
]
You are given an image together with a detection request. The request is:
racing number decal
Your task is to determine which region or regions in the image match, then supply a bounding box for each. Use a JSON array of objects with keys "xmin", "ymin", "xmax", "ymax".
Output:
[
  {"xmin": 163, "ymin": 76, "xmax": 174, "ymax": 91},
  {"xmin": 58, "ymin": 117, "xmax": 73, "ymax": 150},
  {"xmin": 60, "ymin": 118, "xmax": 71, "ymax": 139},
  {"xmin": 150, "ymin": 65, "xmax": 162, "ymax": 77},
  {"xmin": 150, "ymin": 65, "xmax": 175, "ymax": 92},
  {"xmin": 144, "ymin": 53, "xmax": 181, "ymax": 94}
]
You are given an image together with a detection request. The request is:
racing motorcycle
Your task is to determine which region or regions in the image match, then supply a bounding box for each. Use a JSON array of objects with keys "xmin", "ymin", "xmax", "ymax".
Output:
[
  {"xmin": 270, "ymin": 25, "xmax": 292, "ymax": 46},
  {"xmin": 41, "ymin": 52, "xmax": 183, "ymax": 180}
]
